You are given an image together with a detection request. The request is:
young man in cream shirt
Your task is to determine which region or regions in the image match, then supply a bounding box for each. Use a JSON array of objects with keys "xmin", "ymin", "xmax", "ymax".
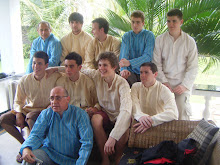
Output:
[
  {"xmin": 84, "ymin": 18, "xmax": 121, "ymax": 69},
  {"xmin": 60, "ymin": 12, "xmax": 93, "ymax": 65},
  {"xmin": 132, "ymin": 62, "xmax": 178, "ymax": 133},
  {"xmin": 153, "ymin": 8, "xmax": 198, "ymax": 120},
  {"xmin": 56, "ymin": 52, "xmax": 98, "ymax": 110}
]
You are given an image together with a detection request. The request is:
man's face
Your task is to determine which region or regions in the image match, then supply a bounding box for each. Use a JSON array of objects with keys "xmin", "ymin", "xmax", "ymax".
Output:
[
  {"xmin": 37, "ymin": 23, "xmax": 51, "ymax": 40},
  {"xmin": 140, "ymin": 66, "xmax": 157, "ymax": 86},
  {"xmin": 98, "ymin": 59, "xmax": 115, "ymax": 78},
  {"xmin": 64, "ymin": 59, "xmax": 81, "ymax": 79},
  {"xmin": 167, "ymin": 16, "xmax": 183, "ymax": 33},
  {"xmin": 32, "ymin": 57, "xmax": 48, "ymax": 77},
  {"xmin": 69, "ymin": 21, "xmax": 83, "ymax": 35},
  {"xmin": 131, "ymin": 17, "xmax": 144, "ymax": 34},
  {"xmin": 91, "ymin": 22, "xmax": 103, "ymax": 39},
  {"xmin": 50, "ymin": 87, "xmax": 70, "ymax": 116}
]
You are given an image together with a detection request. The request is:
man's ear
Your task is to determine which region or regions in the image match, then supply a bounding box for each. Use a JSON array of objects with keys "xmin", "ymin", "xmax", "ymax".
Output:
[
  {"xmin": 180, "ymin": 19, "xmax": 183, "ymax": 26},
  {"xmin": 78, "ymin": 65, "xmax": 82, "ymax": 70},
  {"xmin": 154, "ymin": 71, "xmax": 158, "ymax": 78}
]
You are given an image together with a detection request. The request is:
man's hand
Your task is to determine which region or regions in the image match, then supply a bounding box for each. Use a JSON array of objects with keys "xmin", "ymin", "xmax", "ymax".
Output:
[
  {"xmin": 85, "ymin": 107, "xmax": 98, "ymax": 118},
  {"xmin": 16, "ymin": 112, "xmax": 25, "ymax": 129},
  {"xmin": 173, "ymin": 85, "xmax": 187, "ymax": 95},
  {"xmin": 119, "ymin": 58, "xmax": 130, "ymax": 67},
  {"xmin": 120, "ymin": 70, "xmax": 131, "ymax": 79},
  {"xmin": 104, "ymin": 136, "xmax": 116, "ymax": 155},
  {"xmin": 45, "ymin": 68, "xmax": 58, "ymax": 78},
  {"xmin": 133, "ymin": 116, "xmax": 152, "ymax": 133},
  {"xmin": 163, "ymin": 82, "xmax": 173, "ymax": 92},
  {"xmin": 22, "ymin": 148, "xmax": 36, "ymax": 163}
]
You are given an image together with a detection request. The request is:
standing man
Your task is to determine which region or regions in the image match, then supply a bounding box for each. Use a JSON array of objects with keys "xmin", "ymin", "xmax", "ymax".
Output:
[
  {"xmin": 153, "ymin": 8, "xmax": 198, "ymax": 120},
  {"xmin": 131, "ymin": 62, "xmax": 178, "ymax": 133},
  {"xmin": 26, "ymin": 21, "xmax": 62, "ymax": 73},
  {"xmin": 20, "ymin": 86, "xmax": 93, "ymax": 165},
  {"xmin": 0, "ymin": 51, "xmax": 61, "ymax": 163},
  {"xmin": 56, "ymin": 52, "xmax": 98, "ymax": 110},
  {"xmin": 60, "ymin": 12, "xmax": 93, "ymax": 65},
  {"xmin": 119, "ymin": 10, "xmax": 155, "ymax": 87},
  {"xmin": 84, "ymin": 18, "xmax": 121, "ymax": 69}
]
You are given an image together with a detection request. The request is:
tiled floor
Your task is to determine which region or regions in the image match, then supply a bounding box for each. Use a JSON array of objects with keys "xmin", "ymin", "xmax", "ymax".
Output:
[{"xmin": 0, "ymin": 97, "xmax": 220, "ymax": 165}]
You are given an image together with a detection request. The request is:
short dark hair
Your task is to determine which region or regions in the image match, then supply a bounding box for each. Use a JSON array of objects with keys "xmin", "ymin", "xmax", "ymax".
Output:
[
  {"xmin": 68, "ymin": 12, "xmax": 83, "ymax": 24},
  {"xmin": 140, "ymin": 62, "xmax": 158, "ymax": 73},
  {"xmin": 167, "ymin": 8, "xmax": 183, "ymax": 20},
  {"xmin": 92, "ymin": 18, "xmax": 109, "ymax": 34},
  {"xmin": 33, "ymin": 51, "xmax": 49, "ymax": 64},
  {"xmin": 98, "ymin": 52, "xmax": 118, "ymax": 68},
  {"xmin": 65, "ymin": 52, "xmax": 82, "ymax": 66},
  {"xmin": 38, "ymin": 21, "xmax": 51, "ymax": 29},
  {"xmin": 131, "ymin": 10, "xmax": 145, "ymax": 22}
]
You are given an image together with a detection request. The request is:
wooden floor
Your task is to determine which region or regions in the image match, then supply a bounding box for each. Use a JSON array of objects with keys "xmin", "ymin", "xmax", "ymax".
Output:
[{"xmin": 0, "ymin": 98, "xmax": 220, "ymax": 165}]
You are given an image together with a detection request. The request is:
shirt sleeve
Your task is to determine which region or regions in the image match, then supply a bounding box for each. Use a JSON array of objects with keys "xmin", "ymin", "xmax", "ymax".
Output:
[
  {"xmin": 109, "ymin": 83, "xmax": 132, "ymax": 141},
  {"xmin": 129, "ymin": 31, "xmax": 155, "ymax": 69},
  {"xmin": 112, "ymin": 38, "xmax": 121, "ymax": 58},
  {"xmin": 119, "ymin": 34, "xmax": 130, "ymax": 71},
  {"xmin": 20, "ymin": 109, "xmax": 49, "ymax": 155},
  {"xmin": 48, "ymin": 40, "xmax": 62, "ymax": 67},
  {"xmin": 181, "ymin": 39, "xmax": 198, "ymax": 90},
  {"xmin": 151, "ymin": 87, "xmax": 179, "ymax": 126},
  {"xmin": 84, "ymin": 40, "xmax": 96, "ymax": 69},
  {"xmin": 60, "ymin": 37, "xmax": 69, "ymax": 65},
  {"xmin": 76, "ymin": 111, "xmax": 93, "ymax": 165},
  {"xmin": 152, "ymin": 36, "xmax": 169, "ymax": 83},
  {"xmin": 14, "ymin": 79, "xmax": 27, "ymax": 114}
]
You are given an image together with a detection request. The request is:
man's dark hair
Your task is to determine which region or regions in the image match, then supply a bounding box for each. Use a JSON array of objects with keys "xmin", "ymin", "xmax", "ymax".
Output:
[
  {"xmin": 33, "ymin": 51, "xmax": 49, "ymax": 64},
  {"xmin": 140, "ymin": 62, "xmax": 158, "ymax": 73},
  {"xmin": 65, "ymin": 52, "xmax": 82, "ymax": 66},
  {"xmin": 92, "ymin": 18, "xmax": 109, "ymax": 34},
  {"xmin": 167, "ymin": 8, "xmax": 183, "ymax": 20},
  {"xmin": 131, "ymin": 10, "xmax": 145, "ymax": 22},
  {"xmin": 68, "ymin": 12, "xmax": 84, "ymax": 24},
  {"xmin": 98, "ymin": 52, "xmax": 118, "ymax": 68}
]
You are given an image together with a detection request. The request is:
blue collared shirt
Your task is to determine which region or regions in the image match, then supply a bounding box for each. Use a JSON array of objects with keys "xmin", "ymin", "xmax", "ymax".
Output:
[
  {"xmin": 119, "ymin": 29, "xmax": 155, "ymax": 74},
  {"xmin": 26, "ymin": 33, "xmax": 62, "ymax": 73},
  {"xmin": 20, "ymin": 105, "xmax": 93, "ymax": 165}
]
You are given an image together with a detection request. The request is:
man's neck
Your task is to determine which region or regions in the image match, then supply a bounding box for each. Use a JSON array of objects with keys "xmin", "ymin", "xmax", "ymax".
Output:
[
  {"xmin": 143, "ymin": 79, "xmax": 156, "ymax": 88},
  {"xmin": 69, "ymin": 73, "xmax": 80, "ymax": 82},
  {"xmin": 72, "ymin": 30, "xmax": 82, "ymax": 35},
  {"xmin": 98, "ymin": 34, "xmax": 107, "ymax": 43},
  {"xmin": 169, "ymin": 29, "xmax": 181, "ymax": 41},
  {"xmin": 34, "ymin": 73, "xmax": 45, "ymax": 81},
  {"xmin": 104, "ymin": 74, "xmax": 115, "ymax": 88}
]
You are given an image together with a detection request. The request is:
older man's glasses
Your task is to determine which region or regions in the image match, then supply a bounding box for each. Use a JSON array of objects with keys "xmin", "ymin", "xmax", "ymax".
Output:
[{"xmin": 49, "ymin": 96, "xmax": 68, "ymax": 101}]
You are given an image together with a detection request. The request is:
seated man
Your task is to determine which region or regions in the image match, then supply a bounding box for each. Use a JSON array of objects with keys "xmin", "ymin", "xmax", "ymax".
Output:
[
  {"xmin": 84, "ymin": 18, "xmax": 121, "ymax": 69},
  {"xmin": 82, "ymin": 52, "xmax": 132, "ymax": 165},
  {"xmin": 56, "ymin": 52, "xmax": 97, "ymax": 110},
  {"xmin": 0, "ymin": 51, "xmax": 61, "ymax": 163},
  {"xmin": 131, "ymin": 62, "xmax": 178, "ymax": 133},
  {"xmin": 20, "ymin": 86, "xmax": 93, "ymax": 165},
  {"xmin": 119, "ymin": 10, "xmax": 155, "ymax": 87},
  {"xmin": 60, "ymin": 12, "xmax": 93, "ymax": 65},
  {"xmin": 26, "ymin": 21, "xmax": 62, "ymax": 73}
]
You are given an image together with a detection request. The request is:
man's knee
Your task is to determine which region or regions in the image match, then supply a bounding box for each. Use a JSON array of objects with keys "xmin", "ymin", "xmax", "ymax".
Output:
[
  {"xmin": 26, "ymin": 111, "xmax": 41, "ymax": 121},
  {"xmin": 91, "ymin": 114, "xmax": 103, "ymax": 128},
  {"xmin": 175, "ymin": 94, "xmax": 191, "ymax": 120},
  {"xmin": 0, "ymin": 111, "xmax": 15, "ymax": 126}
]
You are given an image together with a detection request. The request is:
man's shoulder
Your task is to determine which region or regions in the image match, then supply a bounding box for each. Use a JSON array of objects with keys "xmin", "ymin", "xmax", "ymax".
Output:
[
  {"xmin": 132, "ymin": 82, "xmax": 142, "ymax": 89},
  {"xmin": 182, "ymin": 31, "xmax": 196, "ymax": 43},
  {"xmin": 80, "ymin": 72, "xmax": 94, "ymax": 82},
  {"xmin": 61, "ymin": 32, "xmax": 72, "ymax": 41},
  {"xmin": 69, "ymin": 104, "xmax": 88, "ymax": 117},
  {"xmin": 19, "ymin": 73, "xmax": 34, "ymax": 83}
]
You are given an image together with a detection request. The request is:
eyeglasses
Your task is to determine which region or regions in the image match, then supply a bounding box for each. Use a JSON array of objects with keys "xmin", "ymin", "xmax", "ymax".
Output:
[{"xmin": 49, "ymin": 96, "xmax": 68, "ymax": 101}]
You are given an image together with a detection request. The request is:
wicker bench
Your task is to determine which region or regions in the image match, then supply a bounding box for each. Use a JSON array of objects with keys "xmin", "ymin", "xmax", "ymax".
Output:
[{"xmin": 126, "ymin": 120, "xmax": 220, "ymax": 165}]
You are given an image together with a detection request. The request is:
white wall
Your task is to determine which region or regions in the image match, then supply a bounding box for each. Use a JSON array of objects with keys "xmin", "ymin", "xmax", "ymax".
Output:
[{"xmin": 0, "ymin": 0, "xmax": 24, "ymax": 74}]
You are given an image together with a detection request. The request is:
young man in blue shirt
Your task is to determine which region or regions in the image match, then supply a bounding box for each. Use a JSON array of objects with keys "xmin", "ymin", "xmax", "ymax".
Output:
[{"xmin": 119, "ymin": 10, "xmax": 155, "ymax": 87}]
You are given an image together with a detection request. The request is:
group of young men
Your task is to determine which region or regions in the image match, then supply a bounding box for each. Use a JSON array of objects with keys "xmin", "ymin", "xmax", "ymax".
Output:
[{"xmin": 0, "ymin": 8, "xmax": 198, "ymax": 165}]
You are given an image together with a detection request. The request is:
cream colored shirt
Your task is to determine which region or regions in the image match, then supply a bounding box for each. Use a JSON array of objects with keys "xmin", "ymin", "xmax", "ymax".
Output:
[
  {"xmin": 14, "ymin": 73, "xmax": 61, "ymax": 115},
  {"xmin": 131, "ymin": 81, "xmax": 178, "ymax": 127},
  {"xmin": 81, "ymin": 68, "xmax": 132, "ymax": 141},
  {"xmin": 84, "ymin": 35, "xmax": 121, "ymax": 69},
  {"xmin": 56, "ymin": 72, "xmax": 97, "ymax": 109},
  {"xmin": 153, "ymin": 31, "xmax": 198, "ymax": 93},
  {"xmin": 60, "ymin": 31, "xmax": 93, "ymax": 64}
]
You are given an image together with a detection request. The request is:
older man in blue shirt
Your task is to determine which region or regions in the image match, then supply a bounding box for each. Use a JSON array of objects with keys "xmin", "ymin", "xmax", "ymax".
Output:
[
  {"xmin": 20, "ymin": 86, "xmax": 93, "ymax": 165},
  {"xmin": 119, "ymin": 10, "xmax": 155, "ymax": 87},
  {"xmin": 26, "ymin": 21, "xmax": 62, "ymax": 73}
]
